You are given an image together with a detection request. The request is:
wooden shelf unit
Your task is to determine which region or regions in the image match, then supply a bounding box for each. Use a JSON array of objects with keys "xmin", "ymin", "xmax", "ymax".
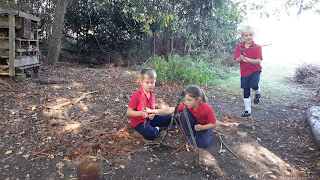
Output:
[{"xmin": 0, "ymin": 10, "xmax": 40, "ymax": 78}]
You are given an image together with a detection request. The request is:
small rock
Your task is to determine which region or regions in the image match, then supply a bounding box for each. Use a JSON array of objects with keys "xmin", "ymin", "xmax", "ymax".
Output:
[{"xmin": 270, "ymin": 175, "xmax": 276, "ymax": 179}]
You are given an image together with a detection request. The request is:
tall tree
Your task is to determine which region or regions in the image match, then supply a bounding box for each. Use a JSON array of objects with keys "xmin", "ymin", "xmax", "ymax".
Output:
[{"xmin": 47, "ymin": 0, "xmax": 67, "ymax": 67}]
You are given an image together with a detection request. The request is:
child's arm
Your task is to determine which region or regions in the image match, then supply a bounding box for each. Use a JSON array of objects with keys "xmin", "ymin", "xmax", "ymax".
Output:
[
  {"xmin": 126, "ymin": 108, "xmax": 148, "ymax": 118},
  {"xmin": 235, "ymin": 55, "xmax": 245, "ymax": 63},
  {"xmin": 242, "ymin": 57, "xmax": 261, "ymax": 64},
  {"xmin": 144, "ymin": 107, "xmax": 175, "ymax": 115},
  {"xmin": 194, "ymin": 123, "xmax": 216, "ymax": 131}
]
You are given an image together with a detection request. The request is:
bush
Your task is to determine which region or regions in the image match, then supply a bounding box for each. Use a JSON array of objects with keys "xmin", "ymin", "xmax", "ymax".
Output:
[
  {"xmin": 149, "ymin": 54, "xmax": 228, "ymax": 86},
  {"xmin": 294, "ymin": 63, "xmax": 320, "ymax": 84}
]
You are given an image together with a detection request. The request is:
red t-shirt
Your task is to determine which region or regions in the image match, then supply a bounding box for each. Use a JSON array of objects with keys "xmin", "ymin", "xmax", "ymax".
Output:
[
  {"xmin": 177, "ymin": 102, "xmax": 216, "ymax": 125},
  {"xmin": 234, "ymin": 41, "xmax": 263, "ymax": 77},
  {"xmin": 128, "ymin": 87, "xmax": 155, "ymax": 128}
]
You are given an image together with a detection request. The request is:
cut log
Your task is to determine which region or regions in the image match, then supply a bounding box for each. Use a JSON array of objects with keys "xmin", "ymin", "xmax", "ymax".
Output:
[{"xmin": 306, "ymin": 106, "xmax": 320, "ymax": 150}]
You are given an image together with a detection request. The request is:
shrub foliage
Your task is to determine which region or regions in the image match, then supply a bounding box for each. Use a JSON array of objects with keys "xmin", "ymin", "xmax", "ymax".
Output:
[{"xmin": 149, "ymin": 54, "xmax": 228, "ymax": 86}]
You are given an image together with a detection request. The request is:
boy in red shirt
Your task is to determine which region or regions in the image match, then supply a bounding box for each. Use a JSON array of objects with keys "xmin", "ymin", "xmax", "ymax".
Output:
[
  {"xmin": 126, "ymin": 68, "xmax": 171, "ymax": 140},
  {"xmin": 145, "ymin": 85, "xmax": 216, "ymax": 148},
  {"xmin": 234, "ymin": 26, "xmax": 263, "ymax": 117}
]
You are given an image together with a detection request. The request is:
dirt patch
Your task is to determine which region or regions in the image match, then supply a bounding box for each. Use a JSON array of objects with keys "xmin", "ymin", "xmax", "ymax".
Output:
[{"xmin": 0, "ymin": 63, "xmax": 319, "ymax": 180}]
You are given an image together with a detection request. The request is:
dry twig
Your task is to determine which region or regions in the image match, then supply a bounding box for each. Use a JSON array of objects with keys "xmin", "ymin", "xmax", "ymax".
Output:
[{"xmin": 219, "ymin": 134, "xmax": 240, "ymax": 158}]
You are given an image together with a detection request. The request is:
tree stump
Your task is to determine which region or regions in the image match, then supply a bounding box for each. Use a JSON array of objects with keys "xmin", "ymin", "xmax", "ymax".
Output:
[{"xmin": 306, "ymin": 106, "xmax": 320, "ymax": 150}]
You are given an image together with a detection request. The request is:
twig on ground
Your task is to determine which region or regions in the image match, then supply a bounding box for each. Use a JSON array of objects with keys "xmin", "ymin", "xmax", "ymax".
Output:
[
  {"xmin": 172, "ymin": 143, "xmax": 187, "ymax": 154},
  {"xmin": 219, "ymin": 137, "xmax": 223, "ymax": 154},
  {"xmin": 219, "ymin": 134, "xmax": 240, "ymax": 158}
]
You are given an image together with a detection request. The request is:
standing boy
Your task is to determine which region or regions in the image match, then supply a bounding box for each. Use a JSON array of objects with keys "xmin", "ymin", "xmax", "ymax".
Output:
[
  {"xmin": 126, "ymin": 68, "xmax": 171, "ymax": 140},
  {"xmin": 234, "ymin": 26, "xmax": 263, "ymax": 117}
]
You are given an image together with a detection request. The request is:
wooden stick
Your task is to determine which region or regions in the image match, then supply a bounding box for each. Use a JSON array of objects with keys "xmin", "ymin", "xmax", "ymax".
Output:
[
  {"xmin": 219, "ymin": 138, "xmax": 223, "ymax": 154},
  {"xmin": 219, "ymin": 134, "xmax": 240, "ymax": 158},
  {"xmin": 141, "ymin": 94, "xmax": 147, "ymax": 128},
  {"xmin": 47, "ymin": 91, "xmax": 98, "ymax": 110},
  {"xmin": 172, "ymin": 142, "xmax": 187, "ymax": 154}
]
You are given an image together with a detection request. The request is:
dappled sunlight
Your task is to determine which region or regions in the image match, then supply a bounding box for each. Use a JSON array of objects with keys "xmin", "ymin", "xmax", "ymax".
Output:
[
  {"xmin": 236, "ymin": 142, "xmax": 299, "ymax": 179},
  {"xmin": 70, "ymin": 82, "xmax": 84, "ymax": 88},
  {"xmin": 64, "ymin": 122, "xmax": 81, "ymax": 131},
  {"xmin": 42, "ymin": 91, "xmax": 98, "ymax": 126},
  {"xmin": 123, "ymin": 70, "xmax": 139, "ymax": 76},
  {"xmin": 52, "ymin": 85, "xmax": 62, "ymax": 89},
  {"xmin": 79, "ymin": 101, "xmax": 90, "ymax": 112},
  {"xmin": 199, "ymin": 149, "xmax": 227, "ymax": 177}
]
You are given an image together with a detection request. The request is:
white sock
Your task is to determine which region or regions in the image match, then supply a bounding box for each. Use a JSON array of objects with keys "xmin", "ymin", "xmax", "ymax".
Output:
[
  {"xmin": 254, "ymin": 87, "xmax": 261, "ymax": 95},
  {"xmin": 244, "ymin": 98, "xmax": 251, "ymax": 113},
  {"xmin": 155, "ymin": 126, "xmax": 160, "ymax": 131}
]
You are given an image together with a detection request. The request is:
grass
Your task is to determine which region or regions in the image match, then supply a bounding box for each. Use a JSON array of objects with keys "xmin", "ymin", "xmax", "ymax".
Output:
[{"xmin": 212, "ymin": 61, "xmax": 313, "ymax": 105}]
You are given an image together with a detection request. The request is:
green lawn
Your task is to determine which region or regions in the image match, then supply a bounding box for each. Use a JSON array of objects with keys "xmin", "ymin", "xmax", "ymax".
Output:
[{"xmin": 214, "ymin": 60, "xmax": 313, "ymax": 105}]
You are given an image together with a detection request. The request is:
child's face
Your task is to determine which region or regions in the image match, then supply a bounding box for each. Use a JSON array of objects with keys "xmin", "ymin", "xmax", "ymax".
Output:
[
  {"xmin": 184, "ymin": 93, "xmax": 200, "ymax": 110},
  {"xmin": 140, "ymin": 77, "xmax": 155, "ymax": 93},
  {"xmin": 242, "ymin": 31, "xmax": 254, "ymax": 45}
]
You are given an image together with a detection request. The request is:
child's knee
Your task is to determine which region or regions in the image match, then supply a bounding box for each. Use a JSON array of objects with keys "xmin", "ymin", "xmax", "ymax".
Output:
[
  {"xmin": 252, "ymin": 86, "xmax": 259, "ymax": 90},
  {"xmin": 196, "ymin": 139, "xmax": 210, "ymax": 148},
  {"xmin": 144, "ymin": 130, "xmax": 158, "ymax": 140}
]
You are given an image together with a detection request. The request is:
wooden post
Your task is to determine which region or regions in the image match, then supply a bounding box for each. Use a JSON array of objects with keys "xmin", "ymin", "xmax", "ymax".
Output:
[{"xmin": 9, "ymin": 15, "xmax": 15, "ymax": 76}]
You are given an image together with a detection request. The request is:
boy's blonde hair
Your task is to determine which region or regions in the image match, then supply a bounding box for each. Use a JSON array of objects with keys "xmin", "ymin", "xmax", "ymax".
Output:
[
  {"xmin": 241, "ymin": 25, "xmax": 255, "ymax": 35},
  {"xmin": 139, "ymin": 68, "xmax": 157, "ymax": 80}
]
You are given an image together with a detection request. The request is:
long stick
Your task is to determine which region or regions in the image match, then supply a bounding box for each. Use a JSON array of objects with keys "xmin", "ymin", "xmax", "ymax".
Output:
[
  {"xmin": 181, "ymin": 98, "xmax": 199, "ymax": 165},
  {"xmin": 243, "ymin": 44, "xmax": 272, "ymax": 50},
  {"xmin": 141, "ymin": 94, "xmax": 147, "ymax": 129},
  {"xmin": 176, "ymin": 113, "xmax": 197, "ymax": 154},
  {"xmin": 145, "ymin": 91, "xmax": 185, "ymax": 146}
]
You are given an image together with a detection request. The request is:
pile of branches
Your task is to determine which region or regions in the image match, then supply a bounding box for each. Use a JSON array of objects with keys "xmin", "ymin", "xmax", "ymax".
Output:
[
  {"xmin": 75, "ymin": 126, "xmax": 148, "ymax": 162},
  {"xmin": 33, "ymin": 126, "xmax": 148, "ymax": 163},
  {"xmin": 294, "ymin": 63, "xmax": 320, "ymax": 84}
]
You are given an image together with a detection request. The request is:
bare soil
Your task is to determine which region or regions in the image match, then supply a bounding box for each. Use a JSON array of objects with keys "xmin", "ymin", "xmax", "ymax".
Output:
[{"xmin": 0, "ymin": 63, "xmax": 319, "ymax": 180}]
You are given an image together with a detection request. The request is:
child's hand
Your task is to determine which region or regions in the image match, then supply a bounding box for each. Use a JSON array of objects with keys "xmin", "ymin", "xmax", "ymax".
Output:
[
  {"xmin": 240, "ymin": 54, "xmax": 246, "ymax": 61},
  {"xmin": 141, "ymin": 111, "xmax": 149, "ymax": 118},
  {"xmin": 242, "ymin": 57, "xmax": 249, "ymax": 62},
  {"xmin": 194, "ymin": 124, "xmax": 202, "ymax": 131},
  {"xmin": 148, "ymin": 114, "xmax": 155, "ymax": 120},
  {"xmin": 144, "ymin": 108, "xmax": 154, "ymax": 114}
]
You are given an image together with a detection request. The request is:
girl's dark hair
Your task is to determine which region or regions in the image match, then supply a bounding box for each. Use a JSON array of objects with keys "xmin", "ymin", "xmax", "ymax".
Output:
[{"xmin": 185, "ymin": 85, "xmax": 207, "ymax": 102}]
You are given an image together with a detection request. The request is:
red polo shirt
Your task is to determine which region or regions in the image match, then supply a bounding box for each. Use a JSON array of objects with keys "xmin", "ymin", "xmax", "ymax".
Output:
[
  {"xmin": 177, "ymin": 102, "xmax": 216, "ymax": 125},
  {"xmin": 128, "ymin": 87, "xmax": 155, "ymax": 128},
  {"xmin": 234, "ymin": 41, "xmax": 263, "ymax": 77}
]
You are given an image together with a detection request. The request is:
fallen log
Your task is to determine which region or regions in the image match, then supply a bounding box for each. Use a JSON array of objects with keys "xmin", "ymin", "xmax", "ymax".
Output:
[
  {"xmin": 32, "ymin": 79, "xmax": 69, "ymax": 84},
  {"xmin": 306, "ymin": 106, "xmax": 320, "ymax": 150}
]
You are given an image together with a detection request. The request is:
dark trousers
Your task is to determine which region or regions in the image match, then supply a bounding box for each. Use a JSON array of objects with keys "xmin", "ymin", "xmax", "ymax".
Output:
[
  {"xmin": 178, "ymin": 110, "xmax": 213, "ymax": 148},
  {"xmin": 135, "ymin": 115, "xmax": 172, "ymax": 140},
  {"xmin": 241, "ymin": 71, "xmax": 261, "ymax": 98}
]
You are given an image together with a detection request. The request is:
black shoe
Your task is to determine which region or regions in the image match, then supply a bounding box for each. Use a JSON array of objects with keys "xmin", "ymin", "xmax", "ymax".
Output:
[
  {"xmin": 254, "ymin": 94, "xmax": 261, "ymax": 104},
  {"xmin": 241, "ymin": 111, "xmax": 251, "ymax": 117}
]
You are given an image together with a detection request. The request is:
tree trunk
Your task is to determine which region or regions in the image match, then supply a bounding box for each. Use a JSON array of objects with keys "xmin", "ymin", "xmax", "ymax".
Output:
[{"xmin": 47, "ymin": 0, "xmax": 67, "ymax": 67}]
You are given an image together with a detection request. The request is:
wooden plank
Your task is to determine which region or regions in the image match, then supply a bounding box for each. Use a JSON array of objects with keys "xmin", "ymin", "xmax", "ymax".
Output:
[
  {"xmin": 0, "ymin": 10, "xmax": 18, "ymax": 16},
  {"xmin": 14, "ymin": 56, "xmax": 39, "ymax": 67},
  {"xmin": 0, "ymin": 40, "xmax": 9, "ymax": 49},
  {"xmin": 0, "ymin": 10, "xmax": 40, "ymax": 22},
  {"xmin": 8, "ymin": 15, "xmax": 15, "ymax": 76},
  {"xmin": 17, "ymin": 11, "xmax": 40, "ymax": 22},
  {"xmin": 0, "ymin": 16, "xmax": 22, "ymax": 28}
]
